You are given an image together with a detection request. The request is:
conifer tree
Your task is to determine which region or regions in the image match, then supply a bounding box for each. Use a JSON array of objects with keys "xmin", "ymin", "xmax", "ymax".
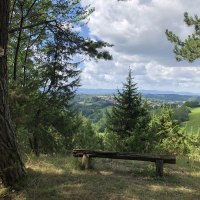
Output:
[
  {"xmin": 0, "ymin": 0, "xmax": 25, "ymax": 187},
  {"xmin": 0, "ymin": 0, "xmax": 113, "ymax": 186},
  {"xmin": 7, "ymin": 0, "xmax": 113, "ymax": 157},
  {"xmin": 106, "ymin": 69, "xmax": 150, "ymax": 151},
  {"xmin": 166, "ymin": 12, "xmax": 200, "ymax": 62}
]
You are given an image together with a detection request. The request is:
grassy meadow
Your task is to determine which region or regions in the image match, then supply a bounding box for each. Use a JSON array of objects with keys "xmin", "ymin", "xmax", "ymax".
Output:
[
  {"xmin": 0, "ymin": 154, "xmax": 200, "ymax": 200},
  {"xmin": 184, "ymin": 107, "xmax": 200, "ymax": 134}
]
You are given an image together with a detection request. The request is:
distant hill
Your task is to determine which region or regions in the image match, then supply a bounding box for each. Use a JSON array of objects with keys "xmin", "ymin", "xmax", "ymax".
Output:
[
  {"xmin": 77, "ymin": 88, "xmax": 200, "ymax": 102},
  {"xmin": 140, "ymin": 90, "xmax": 200, "ymax": 96},
  {"xmin": 143, "ymin": 94, "xmax": 200, "ymax": 102},
  {"xmin": 78, "ymin": 88, "xmax": 200, "ymax": 96}
]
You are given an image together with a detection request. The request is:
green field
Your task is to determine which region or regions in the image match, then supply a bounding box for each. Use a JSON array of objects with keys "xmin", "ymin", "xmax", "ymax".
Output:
[
  {"xmin": 0, "ymin": 154, "xmax": 200, "ymax": 200},
  {"xmin": 184, "ymin": 107, "xmax": 200, "ymax": 134}
]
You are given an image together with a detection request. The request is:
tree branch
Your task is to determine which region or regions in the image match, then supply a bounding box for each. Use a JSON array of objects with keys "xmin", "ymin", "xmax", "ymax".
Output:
[
  {"xmin": 23, "ymin": 0, "xmax": 39, "ymax": 19},
  {"xmin": 9, "ymin": 20, "xmax": 55, "ymax": 33}
]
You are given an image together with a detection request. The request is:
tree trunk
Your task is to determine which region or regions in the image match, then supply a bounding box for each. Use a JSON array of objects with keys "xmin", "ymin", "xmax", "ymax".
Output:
[
  {"xmin": 0, "ymin": 0, "xmax": 25, "ymax": 187},
  {"xmin": 29, "ymin": 109, "xmax": 40, "ymax": 157}
]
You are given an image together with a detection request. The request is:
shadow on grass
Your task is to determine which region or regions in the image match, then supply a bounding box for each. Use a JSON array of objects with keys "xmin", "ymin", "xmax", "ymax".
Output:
[{"xmin": 1, "ymin": 155, "xmax": 200, "ymax": 200}]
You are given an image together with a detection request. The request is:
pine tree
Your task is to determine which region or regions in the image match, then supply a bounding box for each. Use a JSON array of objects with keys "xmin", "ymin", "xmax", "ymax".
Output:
[
  {"xmin": 106, "ymin": 69, "xmax": 150, "ymax": 151},
  {"xmin": 0, "ymin": 0, "xmax": 25, "ymax": 187},
  {"xmin": 7, "ymin": 0, "xmax": 113, "ymax": 157},
  {"xmin": 0, "ymin": 0, "xmax": 113, "ymax": 186},
  {"xmin": 166, "ymin": 12, "xmax": 200, "ymax": 62}
]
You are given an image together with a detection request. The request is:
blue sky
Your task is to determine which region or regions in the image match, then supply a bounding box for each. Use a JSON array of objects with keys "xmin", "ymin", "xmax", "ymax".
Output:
[{"xmin": 78, "ymin": 0, "xmax": 200, "ymax": 93}]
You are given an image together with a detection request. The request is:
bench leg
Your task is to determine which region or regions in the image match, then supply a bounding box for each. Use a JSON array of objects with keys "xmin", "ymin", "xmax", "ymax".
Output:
[
  {"xmin": 155, "ymin": 160, "xmax": 163, "ymax": 177},
  {"xmin": 82, "ymin": 154, "xmax": 92, "ymax": 169}
]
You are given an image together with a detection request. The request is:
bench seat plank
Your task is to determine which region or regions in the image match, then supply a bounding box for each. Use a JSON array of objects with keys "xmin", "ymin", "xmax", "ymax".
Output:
[
  {"xmin": 72, "ymin": 150, "xmax": 176, "ymax": 164},
  {"xmin": 72, "ymin": 149, "xmax": 176, "ymax": 177}
]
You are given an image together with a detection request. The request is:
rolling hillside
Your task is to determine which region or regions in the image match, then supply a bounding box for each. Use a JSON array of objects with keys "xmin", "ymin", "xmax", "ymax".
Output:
[{"xmin": 184, "ymin": 107, "xmax": 200, "ymax": 134}]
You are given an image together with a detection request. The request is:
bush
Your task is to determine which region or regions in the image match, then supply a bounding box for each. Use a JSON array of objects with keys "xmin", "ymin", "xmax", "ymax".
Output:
[
  {"xmin": 73, "ymin": 116, "xmax": 101, "ymax": 150},
  {"xmin": 100, "ymin": 132, "xmax": 119, "ymax": 151},
  {"xmin": 187, "ymin": 132, "xmax": 200, "ymax": 161},
  {"xmin": 172, "ymin": 105, "xmax": 190, "ymax": 122},
  {"xmin": 149, "ymin": 107, "xmax": 191, "ymax": 155}
]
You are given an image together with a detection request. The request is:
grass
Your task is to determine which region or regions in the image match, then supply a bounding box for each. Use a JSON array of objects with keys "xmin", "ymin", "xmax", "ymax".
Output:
[
  {"xmin": 184, "ymin": 107, "xmax": 200, "ymax": 134},
  {"xmin": 0, "ymin": 154, "xmax": 200, "ymax": 200}
]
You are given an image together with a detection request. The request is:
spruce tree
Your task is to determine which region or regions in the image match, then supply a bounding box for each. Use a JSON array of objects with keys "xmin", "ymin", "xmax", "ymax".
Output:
[{"xmin": 106, "ymin": 69, "xmax": 150, "ymax": 151}]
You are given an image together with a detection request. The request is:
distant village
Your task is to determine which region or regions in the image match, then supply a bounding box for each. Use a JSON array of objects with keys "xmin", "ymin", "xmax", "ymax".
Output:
[{"xmin": 96, "ymin": 95, "xmax": 184, "ymax": 109}]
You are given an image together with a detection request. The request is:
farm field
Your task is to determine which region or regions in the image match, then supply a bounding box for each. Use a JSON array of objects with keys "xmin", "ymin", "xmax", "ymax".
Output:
[
  {"xmin": 0, "ymin": 154, "xmax": 200, "ymax": 200},
  {"xmin": 184, "ymin": 107, "xmax": 200, "ymax": 134}
]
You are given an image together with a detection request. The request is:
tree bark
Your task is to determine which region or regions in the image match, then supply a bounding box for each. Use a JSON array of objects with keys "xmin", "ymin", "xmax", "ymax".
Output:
[{"xmin": 0, "ymin": 0, "xmax": 25, "ymax": 187}]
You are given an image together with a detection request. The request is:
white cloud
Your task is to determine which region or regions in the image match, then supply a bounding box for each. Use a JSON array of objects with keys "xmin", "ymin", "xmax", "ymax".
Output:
[{"xmin": 80, "ymin": 0, "xmax": 200, "ymax": 93}]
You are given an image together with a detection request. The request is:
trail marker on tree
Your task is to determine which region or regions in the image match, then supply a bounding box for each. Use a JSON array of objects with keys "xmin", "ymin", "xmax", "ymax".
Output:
[{"xmin": 0, "ymin": 47, "xmax": 4, "ymax": 57}]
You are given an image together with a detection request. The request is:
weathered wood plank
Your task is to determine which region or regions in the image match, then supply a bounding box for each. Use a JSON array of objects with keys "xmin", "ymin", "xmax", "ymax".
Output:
[
  {"xmin": 72, "ymin": 149, "xmax": 176, "ymax": 164},
  {"xmin": 72, "ymin": 149, "xmax": 176, "ymax": 177}
]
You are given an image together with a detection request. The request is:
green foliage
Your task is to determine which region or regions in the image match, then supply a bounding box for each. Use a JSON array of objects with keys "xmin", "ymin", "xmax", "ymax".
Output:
[
  {"xmin": 149, "ymin": 107, "xmax": 190, "ymax": 155},
  {"xmin": 101, "ymin": 132, "xmax": 119, "ymax": 151},
  {"xmin": 184, "ymin": 101, "xmax": 200, "ymax": 108},
  {"xmin": 172, "ymin": 105, "xmax": 190, "ymax": 122},
  {"xmin": 165, "ymin": 12, "xmax": 200, "ymax": 157},
  {"xmin": 187, "ymin": 132, "xmax": 200, "ymax": 160},
  {"xmin": 8, "ymin": 0, "xmax": 113, "ymax": 154},
  {"xmin": 106, "ymin": 69, "xmax": 150, "ymax": 152},
  {"xmin": 72, "ymin": 115, "xmax": 101, "ymax": 150},
  {"xmin": 75, "ymin": 95, "xmax": 112, "ymax": 122},
  {"xmin": 16, "ymin": 127, "xmax": 31, "ymax": 153},
  {"xmin": 37, "ymin": 125, "xmax": 66, "ymax": 153},
  {"xmin": 166, "ymin": 12, "xmax": 200, "ymax": 62}
]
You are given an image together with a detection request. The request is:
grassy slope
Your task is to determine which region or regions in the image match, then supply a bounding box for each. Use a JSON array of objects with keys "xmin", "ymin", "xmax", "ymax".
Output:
[
  {"xmin": 0, "ymin": 155, "xmax": 200, "ymax": 200},
  {"xmin": 184, "ymin": 107, "xmax": 200, "ymax": 134}
]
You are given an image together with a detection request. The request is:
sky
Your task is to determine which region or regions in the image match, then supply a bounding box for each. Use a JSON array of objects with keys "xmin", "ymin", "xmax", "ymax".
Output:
[{"xmin": 79, "ymin": 0, "xmax": 200, "ymax": 93}]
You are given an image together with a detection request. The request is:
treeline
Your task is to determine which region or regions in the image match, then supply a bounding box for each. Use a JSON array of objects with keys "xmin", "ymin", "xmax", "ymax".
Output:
[
  {"xmin": 74, "ymin": 95, "xmax": 112, "ymax": 123},
  {"xmin": 6, "ymin": 0, "xmax": 113, "ymax": 156},
  {"xmin": 75, "ymin": 95, "xmax": 194, "ymax": 132},
  {"xmin": 144, "ymin": 94, "xmax": 200, "ymax": 102}
]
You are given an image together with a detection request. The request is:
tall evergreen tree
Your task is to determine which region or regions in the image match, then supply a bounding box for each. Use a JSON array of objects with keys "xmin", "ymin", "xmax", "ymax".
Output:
[
  {"xmin": 0, "ymin": 0, "xmax": 113, "ymax": 186},
  {"xmin": 106, "ymin": 69, "xmax": 150, "ymax": 151},
  {"xmin": 7, "ymin": 0, "xmax": 113, "ymax": 157}
]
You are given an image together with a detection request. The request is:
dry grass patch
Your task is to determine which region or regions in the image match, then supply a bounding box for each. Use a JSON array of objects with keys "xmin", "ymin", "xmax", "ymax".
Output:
[{"xmin": 0, "ymin": 154, "xmax": 200, "ymax": 200}]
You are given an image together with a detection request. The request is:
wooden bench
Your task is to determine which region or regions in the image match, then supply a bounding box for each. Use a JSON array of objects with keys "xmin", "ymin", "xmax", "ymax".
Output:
[{"xmin": 72, "ymin": 149, "xmax": 176, "ymax": 177}]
